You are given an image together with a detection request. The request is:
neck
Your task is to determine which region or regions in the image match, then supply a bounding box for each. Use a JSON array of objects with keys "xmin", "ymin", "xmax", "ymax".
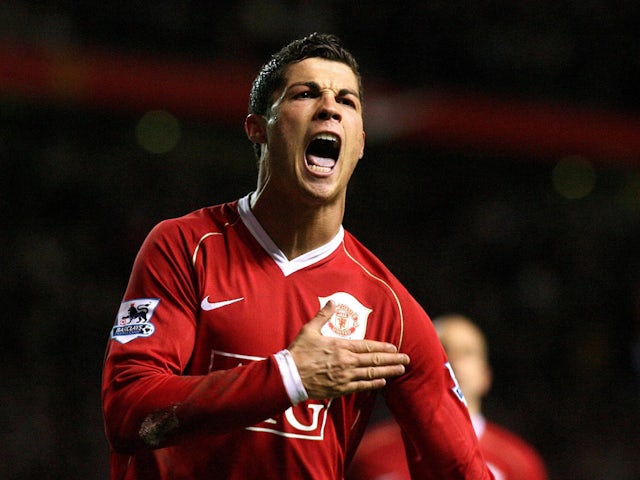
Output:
[
  {"xmin": 250, "ymin": 191, "xmax": 345, "ymax": 260},
  {"xmin": 466, "ymin": 397, "xmax": 481, "ymax": 417}
]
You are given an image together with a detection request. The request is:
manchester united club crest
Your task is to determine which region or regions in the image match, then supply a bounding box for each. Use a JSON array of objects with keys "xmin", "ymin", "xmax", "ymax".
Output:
[{"xmin": 319, "ymin": 292, "xmax": 372, "ymax": 340}]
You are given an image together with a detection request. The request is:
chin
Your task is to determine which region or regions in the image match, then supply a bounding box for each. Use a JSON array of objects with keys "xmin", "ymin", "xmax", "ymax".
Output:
[{"xmin": 300, "ymin": 184, "xmax": 341, "ymax": 206}]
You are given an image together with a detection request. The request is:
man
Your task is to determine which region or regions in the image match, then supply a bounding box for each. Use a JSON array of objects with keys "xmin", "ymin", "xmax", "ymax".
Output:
[
  {"xmin": 102, "ymin": 33, "xmax": 492, "ymax": 479},
  {"xmin": 348, "ymin": 314, "xmax": 548, "ymax": 480}
]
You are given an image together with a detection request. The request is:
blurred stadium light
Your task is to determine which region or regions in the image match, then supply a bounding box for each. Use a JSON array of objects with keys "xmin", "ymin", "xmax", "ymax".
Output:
[{"xmin": 2, "ymin": 42, "xmax": 640, "ymax": 164}]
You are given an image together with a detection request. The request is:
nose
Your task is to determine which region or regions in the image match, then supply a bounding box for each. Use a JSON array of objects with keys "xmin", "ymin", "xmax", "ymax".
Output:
[{"xmin": 315, "ymin": 94, "xmax": 341, "ymax": 121}]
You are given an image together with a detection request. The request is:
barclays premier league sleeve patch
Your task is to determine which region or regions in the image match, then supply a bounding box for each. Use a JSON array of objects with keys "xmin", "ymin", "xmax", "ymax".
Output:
[{"xmin": 111, "ymin": 298, "xmax": 160, "ymax": 344}]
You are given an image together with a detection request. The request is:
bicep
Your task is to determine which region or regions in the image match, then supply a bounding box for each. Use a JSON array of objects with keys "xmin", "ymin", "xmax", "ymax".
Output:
[
  {"xmin": 103, "ymin": 224, "xmax": 200, "ymax": 444},
  {"xmin": 385, "ymin": 311, "xmax": 488, "ymax": 479}
]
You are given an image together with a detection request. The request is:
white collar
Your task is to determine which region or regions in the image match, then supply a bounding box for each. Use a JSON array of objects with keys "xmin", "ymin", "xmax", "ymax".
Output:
[
  {"xmin": 238, "ymin": 193, "xmax": 344, "ymax": 277},
  {"xmin": 471, "ymin": 413, "xmax": 486, "ymax": 439}
]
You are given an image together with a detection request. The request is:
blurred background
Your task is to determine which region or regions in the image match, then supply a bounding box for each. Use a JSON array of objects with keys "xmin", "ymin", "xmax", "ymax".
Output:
[{"xmin": 1, "ymin": 1, "xmax": 640, "ymax": 478}]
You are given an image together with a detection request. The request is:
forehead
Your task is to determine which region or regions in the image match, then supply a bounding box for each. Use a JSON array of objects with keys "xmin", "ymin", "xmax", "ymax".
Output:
[
  {"xmin": 441, "ymin": 321, "xmax": 486, "ymax": 353},
  {"xmin": 283, "ymin": 57, "xmax": 360, "ymax": 94}
]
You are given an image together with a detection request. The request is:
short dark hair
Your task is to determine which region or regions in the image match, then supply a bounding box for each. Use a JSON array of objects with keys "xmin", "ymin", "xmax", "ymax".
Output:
[{"xmin": 248, "ymin": 33, "xmax": 363, "ymax": 158}]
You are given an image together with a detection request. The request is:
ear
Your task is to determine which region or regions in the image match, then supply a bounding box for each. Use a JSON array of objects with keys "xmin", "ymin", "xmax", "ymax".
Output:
[
  {"xmin": 358, "ymin": 130, "xmax": 366, "ymax": 159},
  {"xmin": 479, "ymin": 364, "xmax": 493, "ymax": 397},
  {"xmin": 244, "ymin": 114, "xmax": 267, "ymax": 144}
]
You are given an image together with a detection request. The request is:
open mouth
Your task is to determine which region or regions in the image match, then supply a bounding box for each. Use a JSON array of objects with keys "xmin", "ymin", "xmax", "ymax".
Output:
[{"xmin": 305, "ymin": 134, "xmax": 340, "ymax": 174}]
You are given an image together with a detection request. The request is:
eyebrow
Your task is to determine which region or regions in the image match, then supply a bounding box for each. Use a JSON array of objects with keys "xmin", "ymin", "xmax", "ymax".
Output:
[{"xmin": 291, "ymin": 81, "xmax": 361, "ymax": 100}]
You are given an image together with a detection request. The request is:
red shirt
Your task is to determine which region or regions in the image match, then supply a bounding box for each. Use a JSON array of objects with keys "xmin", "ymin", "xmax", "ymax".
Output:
[
  {"xmin": 347, "ymin": 416, "xmax": 547, "ymax": 480},
  {"xmin": 102, "ymin": 195, "xmax": 492, "ymax": 479},
  {"xmin": 475, "ymin": 417, "xmax": 548, "ymax": 480}
]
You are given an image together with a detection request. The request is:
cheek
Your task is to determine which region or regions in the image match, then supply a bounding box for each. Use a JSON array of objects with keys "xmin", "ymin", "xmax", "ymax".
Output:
[
  {"xmin": 350, "ymin": 125, "xmax": 365, "ymax": 158},
  {"xmin": 451, "ymin": 360, "xmax": 478, "ymax": 384},
  {"xmin": 346, "ymin": 130, "xmax": 365, "ymax": 157},
  {"xmin": 266, "ymin": 123, "xmax": 293, "ymax": 156},
  {"xmin": 269, "ymin": 116, "xmax": 304, "ymax": 150}
]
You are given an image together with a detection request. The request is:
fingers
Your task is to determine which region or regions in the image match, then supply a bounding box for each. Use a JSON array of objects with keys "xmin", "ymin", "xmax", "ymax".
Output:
[
  {"xmin": 351, "ymin": 356, "xmax": 409, "ymax": 381},
  {"xmin": 357, "ymin": 363, "xmax": 407, "ymax": 381},
  {"xmin": 344, "ymin": 349, "xmax": 410, "ymax": 370},
  {"xmin": 321, "ymin": 363, "xmax": 407, "ymax": 398},
  {"xmin": 354, "ymin": 338, "xmax": 402, "ymax": 355},
  {"xmin": 300, "ymin": 348, "xmax": 410, "ymax": 399},
  {"xmin": 324, "ymin": 353, "xmax": 408, "ymax": 381},
  {"xmin": 305, "ymin": 300, "xmax": 337, "ymax": 331}
]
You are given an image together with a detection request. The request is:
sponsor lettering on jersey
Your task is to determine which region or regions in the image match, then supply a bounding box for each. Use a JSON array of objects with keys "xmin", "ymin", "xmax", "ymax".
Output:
[
  {"xmin": 211, "ymin": 349, "xmax": 332, "ymax": 440},
  {"xmin": 247, "ymin": 400, "xmax": 332, "ymax": 440},
  {"xmin": 318, "ymin": 292, "xmax": 371, "ymax": 340},
  {"xmin": 111, "ymin": 298, "xmax": 160, "ymax": 344}
]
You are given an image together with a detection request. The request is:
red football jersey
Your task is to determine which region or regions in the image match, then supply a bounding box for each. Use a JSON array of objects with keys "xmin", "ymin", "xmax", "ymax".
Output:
[
  {"xmin": 102, "ymin": 195, "xmax": 492, "ymax": 479},
  {"xmin": 347, "ymin": 416, "xmax": 547, "ymax": 480},
  {"xmin": 475, "ymin": 417, "xmax": 548, "ymax": 480}
]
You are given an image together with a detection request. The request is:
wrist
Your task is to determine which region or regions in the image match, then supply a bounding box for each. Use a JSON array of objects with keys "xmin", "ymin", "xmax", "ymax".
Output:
[{"xmin": 274, "ymin": 349, "xmax": 309, "ymax": 405}]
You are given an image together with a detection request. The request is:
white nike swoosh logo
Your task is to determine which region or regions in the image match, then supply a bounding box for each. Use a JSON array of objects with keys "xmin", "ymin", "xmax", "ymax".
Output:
[{"xmin": 201, "ymin": 296, "xmax": 244, "ymax": 311}]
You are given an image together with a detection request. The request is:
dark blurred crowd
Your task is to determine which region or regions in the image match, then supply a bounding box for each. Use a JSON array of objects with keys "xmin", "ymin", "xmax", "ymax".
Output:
[{"xmin": 1, "ymin": 1, "xmax": 640, "ymax": 479}]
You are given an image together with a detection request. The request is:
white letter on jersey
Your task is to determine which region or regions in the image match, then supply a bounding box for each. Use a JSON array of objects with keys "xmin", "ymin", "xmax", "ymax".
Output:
[{"xmin": 284, "ymin": 404, "xmax": 325, "ymax": 432}]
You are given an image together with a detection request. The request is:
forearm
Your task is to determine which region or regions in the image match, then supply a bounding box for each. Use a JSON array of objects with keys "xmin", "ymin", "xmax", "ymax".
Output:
[{"xmin": 103, "ymin": 356, "xmax": 292, "ymax": 452}]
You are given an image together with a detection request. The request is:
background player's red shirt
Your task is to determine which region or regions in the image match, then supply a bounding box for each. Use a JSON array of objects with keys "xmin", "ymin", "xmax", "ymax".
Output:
[
  {"xmin": 476, "ymin": 418, "xmax": 548, "ymax": 480},
  {"xmin": 347, "ymin": 416, "xmax": 547, "ymax": 480},
  {"xmin": 102, "ymin": 195, "xmax": 492, "ymax": 479}
]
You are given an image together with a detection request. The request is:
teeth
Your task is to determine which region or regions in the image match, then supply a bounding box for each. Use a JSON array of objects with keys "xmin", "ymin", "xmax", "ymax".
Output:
[
  {"xmin": 314, "ymin": 133, "xmax": 339, "ymax": 143},
  {"xmin": 308, "ymin": 164, "xmax": 332, "ymax": 173}
]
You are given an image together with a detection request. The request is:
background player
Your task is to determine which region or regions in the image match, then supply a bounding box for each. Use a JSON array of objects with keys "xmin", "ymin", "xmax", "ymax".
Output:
[
  {"xmin": 102, "ymin": 33, "xmax": 493, "ymax": 479},
  {"xmin": 348, "ymin": 313, "xmax": 548, "ymax": 480}
]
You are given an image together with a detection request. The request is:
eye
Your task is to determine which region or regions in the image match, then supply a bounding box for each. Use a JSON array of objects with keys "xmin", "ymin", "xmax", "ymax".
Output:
[
  {"xmin": 293, "ymin": 90, "xmax": 316, "ymax": 100},
  {"xmin": 338, "ymin": 97, "xmax": 357, "ymax": 108}
]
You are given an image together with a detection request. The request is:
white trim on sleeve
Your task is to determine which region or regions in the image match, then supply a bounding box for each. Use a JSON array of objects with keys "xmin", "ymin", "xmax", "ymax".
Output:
[{"xmin": 274, "ymin": 349, "xmax": 309, "ymax": 405}]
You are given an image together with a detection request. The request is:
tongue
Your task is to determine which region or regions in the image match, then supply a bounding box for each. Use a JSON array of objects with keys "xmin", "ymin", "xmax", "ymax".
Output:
[{"xmin": 307, "ymin": 154, "xmax": 336, "ymax": 168}]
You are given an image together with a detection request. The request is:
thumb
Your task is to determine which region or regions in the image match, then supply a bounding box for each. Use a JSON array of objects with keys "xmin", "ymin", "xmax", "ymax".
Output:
[{"xmin": 306, "ymin": 300, "xmax": 336, "ymax": 332}]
